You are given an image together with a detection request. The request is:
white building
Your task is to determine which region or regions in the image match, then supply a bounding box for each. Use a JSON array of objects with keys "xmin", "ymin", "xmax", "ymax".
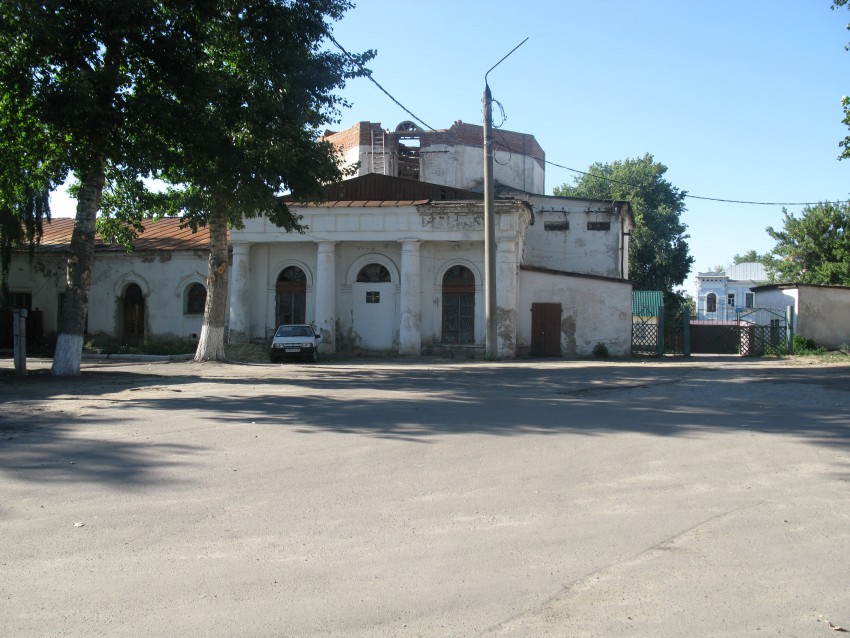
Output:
[
  {"xmin": 695, "ymin": 262, "xmax": 768, "ymax": 320},
  {"xmin": 6, "ymin": 120, "xmax": 636, "ymax": 358}
]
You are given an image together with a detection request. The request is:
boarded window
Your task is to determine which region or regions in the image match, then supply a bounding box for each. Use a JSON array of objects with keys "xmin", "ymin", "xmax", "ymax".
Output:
[
  {"xmin": 544, "ymin": 221, "xmax": 569, "ymax": 231},
  {"xmin": 587, "ymin": 221, "xmax": 610, "ymax": 231}
]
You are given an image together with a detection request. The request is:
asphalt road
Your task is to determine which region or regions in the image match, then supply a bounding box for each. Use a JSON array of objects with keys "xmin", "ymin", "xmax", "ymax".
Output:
[{"xmin": 1, "ymin": 355, "xmax": 849, "ymax": 637}]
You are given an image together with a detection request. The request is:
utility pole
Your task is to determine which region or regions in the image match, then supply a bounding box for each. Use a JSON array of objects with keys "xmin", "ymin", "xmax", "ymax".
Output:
[
  {"xmin": 483, "ymin": 83, "xmax": 497, "ymax": 358},
  {"xmin": 483, "ymin": 38, "xmax": 527, "ymax": 359}
]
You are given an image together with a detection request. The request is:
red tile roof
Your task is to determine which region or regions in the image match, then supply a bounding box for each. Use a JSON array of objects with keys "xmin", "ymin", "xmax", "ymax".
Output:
[{"xmin": 32, "ymin": 217, "xmax": 215, "ymax": 252}]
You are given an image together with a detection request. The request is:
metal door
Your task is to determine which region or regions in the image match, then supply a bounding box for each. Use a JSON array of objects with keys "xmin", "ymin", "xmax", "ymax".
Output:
[{"xmin": 530, "ymin": 303, "xmax": 561, "ymax": 356}]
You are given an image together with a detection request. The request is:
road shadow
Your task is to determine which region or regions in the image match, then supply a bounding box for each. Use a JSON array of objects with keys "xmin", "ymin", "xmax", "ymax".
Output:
[{"xmin": 3, "ymin": 359, "xmax": 848, "ymax": 486}]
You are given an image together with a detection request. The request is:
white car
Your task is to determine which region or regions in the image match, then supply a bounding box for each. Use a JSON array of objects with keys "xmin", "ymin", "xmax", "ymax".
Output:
[{"xmin": 269, "ymin": 324, "xmax": 322, "ymax": 363}]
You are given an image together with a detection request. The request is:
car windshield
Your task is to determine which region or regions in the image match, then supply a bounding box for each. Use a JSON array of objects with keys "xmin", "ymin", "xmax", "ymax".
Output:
[{"xmin": 276, "ymin": 325, "xmax": 312, "ymax": 338}]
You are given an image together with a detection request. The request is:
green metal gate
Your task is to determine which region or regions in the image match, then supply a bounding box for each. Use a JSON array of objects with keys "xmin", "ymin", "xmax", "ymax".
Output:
[{"xmin": 631, "ymin": 304, "xmax": 690, "ymax": 356}]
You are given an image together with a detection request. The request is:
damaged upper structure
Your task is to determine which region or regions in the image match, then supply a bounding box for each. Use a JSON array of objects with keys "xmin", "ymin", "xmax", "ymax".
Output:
[
  {"xmin": 8, "ymin": 120, "xmax": 635, "ymax": 358},
  {"xmin": 322, "ymin": 119, "xmax": 545, "ymax": 194}
]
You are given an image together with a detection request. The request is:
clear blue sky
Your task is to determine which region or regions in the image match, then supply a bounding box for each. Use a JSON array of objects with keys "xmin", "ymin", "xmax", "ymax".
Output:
[{"xmin": 51, "ymin": 1, "xmax": 850, "ymax": 295}]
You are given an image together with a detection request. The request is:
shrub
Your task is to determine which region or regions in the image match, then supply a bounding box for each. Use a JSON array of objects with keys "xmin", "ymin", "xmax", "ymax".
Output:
[
  {"xmin": 792, "ymin": 334, "xmax": 826, "ymax": 355},
  {"xmin": 592, "ymin": 342, "xmax": 609, "ymax": 358}
]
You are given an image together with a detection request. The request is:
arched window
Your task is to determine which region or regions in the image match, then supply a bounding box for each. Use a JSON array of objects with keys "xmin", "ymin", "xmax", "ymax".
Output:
[
  {"xmin": 706, "ymin": 292, "xmax": 717, "ymax": 313},
  {"xmin": 276, "ymin": 266, "xmax": 306, "ymax": 325},
  {"xmin": 442, "ymin": 265, "xmax": 475, "ymax": 344},
  {"xmin": 186, "ymin": 283, "xmax": 206, "ymax": 315},
  {"xmin": 356, "ymin": 263, "xmax": 391, "ymax": 283}
]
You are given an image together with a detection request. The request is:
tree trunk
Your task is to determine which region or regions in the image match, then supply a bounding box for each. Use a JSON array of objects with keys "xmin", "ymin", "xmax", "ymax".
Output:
[
  {"xmin": 52, "ymin": 160, "xmax": 105, "ymax": 376},
  {"xmin": 194, "ymin": 205, "xmax": 229, "ymax": 362}
]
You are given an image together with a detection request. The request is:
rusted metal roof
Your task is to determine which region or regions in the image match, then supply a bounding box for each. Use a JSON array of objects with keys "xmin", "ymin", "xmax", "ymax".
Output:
[
  {"xmin": 30, "ymin": 217, "xmax": 215, "ymax": 252},
  {"xmin": 297, "ymin": 200, "xmax": 430, "ymax": 208},
  {"xmin": 300, "ymin": 173, "xmax": 484, "ymax": 203}
]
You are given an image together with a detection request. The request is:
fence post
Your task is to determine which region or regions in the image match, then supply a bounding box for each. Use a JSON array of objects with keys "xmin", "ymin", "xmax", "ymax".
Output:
[
  {"xmin": 786, "ymin": 305, "xmax": 794, "ymax": 354},
  {"xmin": 682, "ymin": 304, "xmax": 690, "ymax": 357},
  {"xmin": 656, "ymin": 305, "xmax": 665, "ymax": 357}
]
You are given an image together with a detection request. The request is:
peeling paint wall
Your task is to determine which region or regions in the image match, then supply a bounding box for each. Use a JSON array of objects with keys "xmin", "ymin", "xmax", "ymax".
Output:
[
  {"xmin": 8, "ymin": 250, "xmax": 210, "ymax": 341},
  {"xmin": 521, "ymin": 196, "xmax": 627, "ymax": 278},
  {"xmin": 517, "ymin": 270, "xmax": 633, "ymax": 356}
]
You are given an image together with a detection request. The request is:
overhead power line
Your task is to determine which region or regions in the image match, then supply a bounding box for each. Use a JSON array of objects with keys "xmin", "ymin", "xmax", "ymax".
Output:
[
  {"xmin": 326, "ymin": 33, "xmax": 436, "ymax": 133},
  {"xmin": 547, "ymin": 160, "xmax": 850, "ymax": 207},
  {"xmin": 328, "ymin": 34, "xmax": 848, "ymax": 208}
]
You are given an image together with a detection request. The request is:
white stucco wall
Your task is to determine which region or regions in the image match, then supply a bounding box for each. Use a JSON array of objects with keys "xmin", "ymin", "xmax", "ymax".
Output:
[
  {"xmin": 336, "ymin": 140, "xmax": 544, "ymax": 194},
  {"xmin": 240, "ymin": 238, "xmax": 488, "ymax": 351},
  {"xmin": 797, "ymin": 286, "xmax": 850, "ymax": 349},
  {"xmin": 517, "ymin": 269, "xmax": 633, "ymax": 356},
  {"xmin": 420, "ymin": 143, "xmax": 544, "ymax": 194},
  {"xmin": 8, "ymin": 249, "xmax": 211, "ymax": 341},
  {"xmin": 521, "ymin": 197, "xmax": 626, "ymax": 278},
  {"xmin": 757, "ymin": 285, "xmax": 850, "ymax": 349},
  {"xmin": 236, "ymin": 207, "xmax": 511, "ymax": 351}
]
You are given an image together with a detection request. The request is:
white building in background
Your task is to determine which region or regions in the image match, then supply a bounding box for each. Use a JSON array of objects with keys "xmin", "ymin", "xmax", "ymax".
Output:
[
  {"xmin": 695, "ymin": 262, "xmax": 769, "ymax": 320},
  {"xmin": 7, "ymin": 120, "xmax": 637, "ymax": 358}
]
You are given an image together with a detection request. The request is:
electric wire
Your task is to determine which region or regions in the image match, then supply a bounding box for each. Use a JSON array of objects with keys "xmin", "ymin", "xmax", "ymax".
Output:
[
  {"xmin": 326, "ymin": 33, "xmax": 437, "ymax": 133},
  {"xmin": 328, "ymin": 33, "xmax": 848, "ymax": 208}
]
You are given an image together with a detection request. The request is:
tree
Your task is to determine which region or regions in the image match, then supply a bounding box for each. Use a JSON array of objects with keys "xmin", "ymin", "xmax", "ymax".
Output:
[
  {"xmin": 765, "ymin": 202, "xmax": 850, "ymax": 285},
  {"xmin": 155, "ymin": 1, "xmax": 369, "ymax": 362},
  {"xmin": 1, "ymin": 2, "xmax": 212, "ymax": 375},
  {"xmin": 0, "ymin": 91, "xmax": 65, "ymax": 298},
  {"xmin": 553, "ymin": 154, "xmax": 694, "ymax": 294},
  {"xmin": 834, "ymin": 1, "xmax": 850, "ymax": 158},
  {"xmin": 732, "ymin": 250, "xmax": 768, "ymax": 265},
  {"xmin": 1, "ymin": 1, "xmax": 369, "ymax": 373}
]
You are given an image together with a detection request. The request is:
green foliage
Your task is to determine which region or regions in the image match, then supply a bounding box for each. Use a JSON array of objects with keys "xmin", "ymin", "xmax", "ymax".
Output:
[
  {"xmin": 553, "ymin": 154, "xmax": 694, "ymax": 293},
  {"xmin": 592, "ymin": 342, "xmax": 609, "ymax": 358},
  {"xmin": 125, "ymin": 0, "xmax": 373, "ymax": 235},
  {"xmin": 834, "ymin": 1, "xmax": 850, "ymax": 158},
  {"xmin": 765, "ymin": 201, "xmax": 850, "ymax": 285},
  {"xmin": 0, "ymin": 90, "xmax": 67, "ymax": 295},
  {"xmin": 733, "ymin": 250, "xmax": 768, "ymax": 265},
  {"xmin": 1, "ymin": 0, "xmax": 372, "ymax": 369},
  {"xmin": 87, "ymin": 334, "xmax": 198, "ymax": 356},
  {"xmin": 792, "ymin": 334, "xmax": 826, "ymax": 355}
]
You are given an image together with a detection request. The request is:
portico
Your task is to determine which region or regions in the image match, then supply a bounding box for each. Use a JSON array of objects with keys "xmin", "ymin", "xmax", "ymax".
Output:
[{"xmin": 226, "ymin": 198, "xmax": 531, "ymax": 357}]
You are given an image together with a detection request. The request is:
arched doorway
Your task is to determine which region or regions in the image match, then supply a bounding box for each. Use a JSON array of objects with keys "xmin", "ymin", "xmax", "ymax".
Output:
[
  {"xmin": 442, "ymin": 265, "xmax": 475, "ymax": 344},
  {"xmin": 122, "ymin": 283, "xmax": 145, "ymax": 346},
  {"xmin": 352, "ymin": 263, "xmax": 394, "ymax": 350},
  {"xmin": 276, "ymin": 266, "xmax": 306, "ymax": 326}
]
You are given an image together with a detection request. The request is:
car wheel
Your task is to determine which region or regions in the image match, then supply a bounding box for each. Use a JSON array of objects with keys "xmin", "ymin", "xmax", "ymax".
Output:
[
  {"xmin": 309, "ymin": 349, "xmax": 318, "ymax": 363},
  {"xmin": 270, "ymin": 354, "xmax": 280, "ymax": 363}
]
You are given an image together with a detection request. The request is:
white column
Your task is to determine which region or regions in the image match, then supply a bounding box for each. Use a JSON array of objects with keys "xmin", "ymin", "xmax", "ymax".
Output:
[
  {"xmin": 399, "ymin": 239, "xmax": 422, "ymax": 355},
  {"xmin": 496, "ymin": 239, "xmax": 519, "ymax": 357},
  {"xmin": 314, "ymin": 241, "xmax": 337, "ymax": 353},
  {"xmin": 228, "ymin": 242, "xmax": 251, "ymax": 343}
]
